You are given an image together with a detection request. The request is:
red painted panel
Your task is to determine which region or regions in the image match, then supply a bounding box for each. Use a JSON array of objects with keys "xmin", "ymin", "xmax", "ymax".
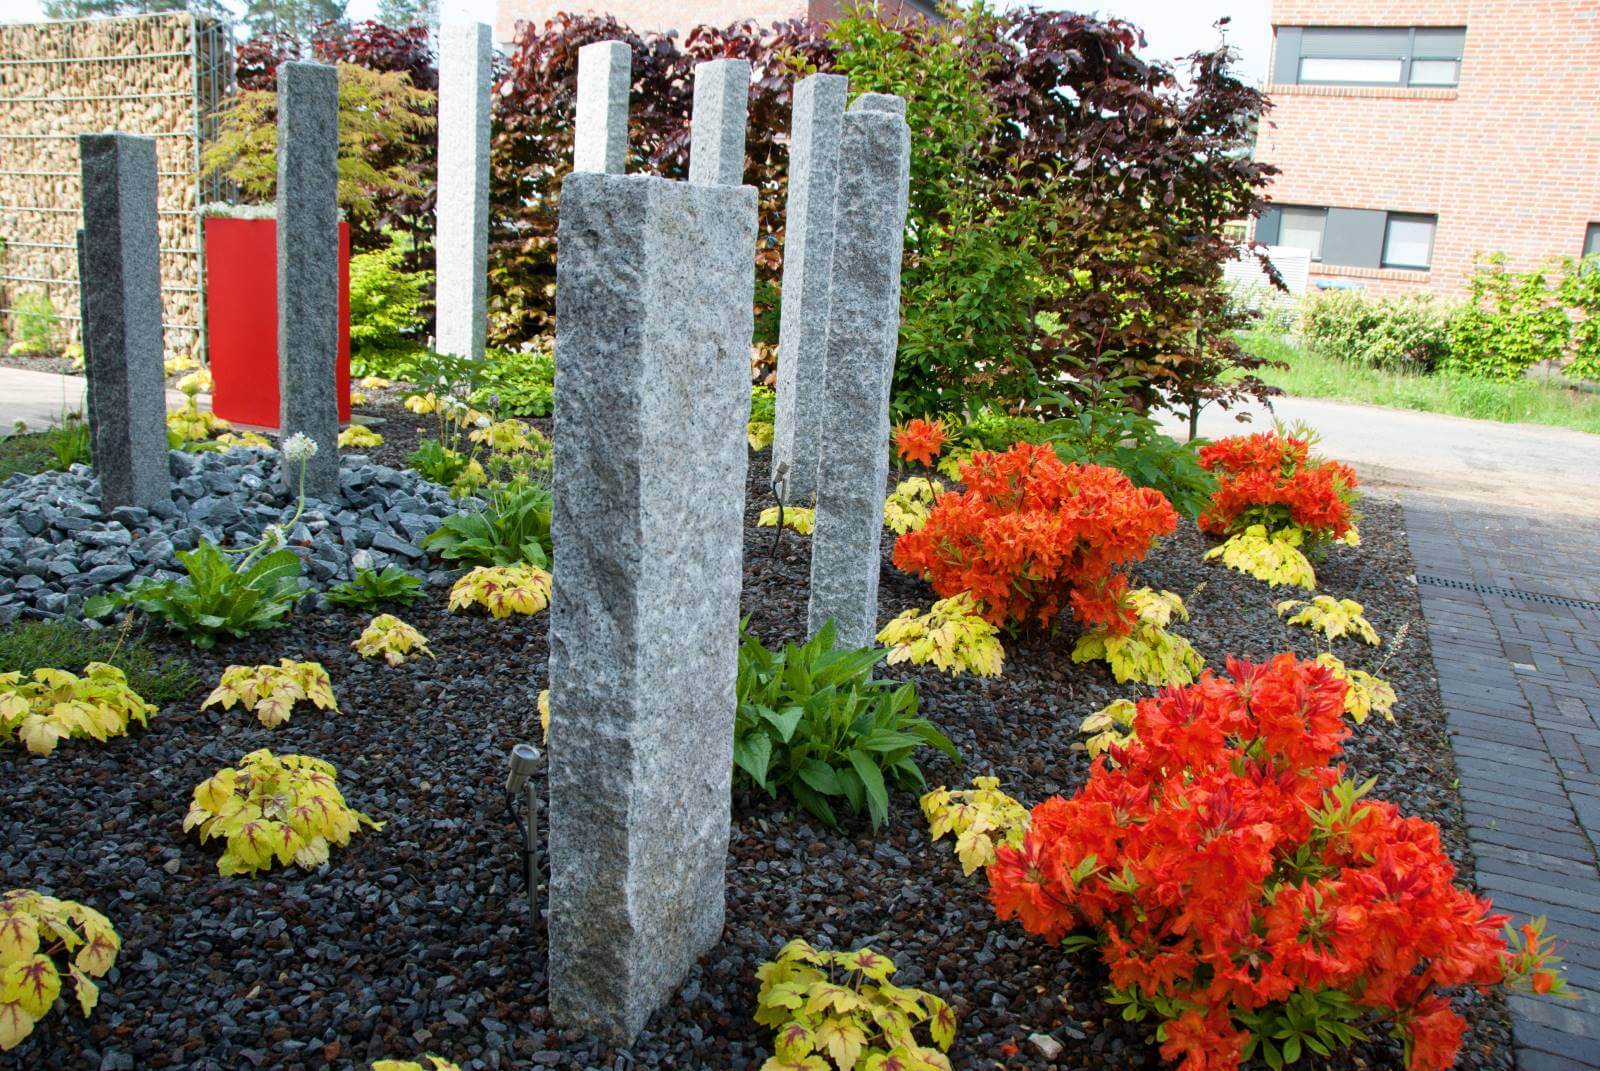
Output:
[{"xmin": 204, "ymin": 217, "xmax": 351, "ymax": 430}]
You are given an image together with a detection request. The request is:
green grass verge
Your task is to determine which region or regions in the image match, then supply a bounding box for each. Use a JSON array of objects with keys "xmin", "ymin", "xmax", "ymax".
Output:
[
  {"xmin": 1239, "ymin": 330, "xmax": 1600, "ymax": 436},
  {"xmin": 0, "ymin": 618, "xmax": 197, "ymax": 708},
  {"xmin": 0, "ymin": 433, "xmax": 60, "ymax": 483}
]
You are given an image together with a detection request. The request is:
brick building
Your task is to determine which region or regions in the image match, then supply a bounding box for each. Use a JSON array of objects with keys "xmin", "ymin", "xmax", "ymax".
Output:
[
  {"xmin": 494, "ymin": 0, "xmax": 940, "ymax": 49},
  {"xmin": 1254, "ymin": 0, "xmax": 1600, "ymax": 297}
]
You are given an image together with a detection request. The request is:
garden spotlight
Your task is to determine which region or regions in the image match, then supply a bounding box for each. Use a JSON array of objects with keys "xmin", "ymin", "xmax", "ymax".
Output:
[{"xmin": 503, "ymin": 742, "xmax": 543, "ymax": 921}]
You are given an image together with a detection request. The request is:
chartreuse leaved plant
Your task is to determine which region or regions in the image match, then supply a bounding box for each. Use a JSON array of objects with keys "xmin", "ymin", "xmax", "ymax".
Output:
[
  {"xmin": 0, "ymin": 889, "xmax": 121, "ymax": 1051},
  {"xmin": 1316, "ymin": 653, "xmax": 1398, "ymax": 725},
  {"xmin": 353, "ymin": 614, "xmax": 432, "ymax": 666},
  {"xmin": 448, "ymin": 564, "xmax": 552, "ymax": 618},
  {"xmin": 1205, "ymin": 525, "xmax": 1317, "ymax": 590},
  {"xmin": 1072, "ymin": 588, "xmax": 1205, "ymax": 687},
  {"xmin": 758, "ymin": 505, "xmax": 815, "ymax": 535},
  {"xmin": 371, "ymin": 1058, "xmax": 460, "ymax": 1071},
  {"xmin": 1079, "ymin": 698, "xmax": 1139, "ymax": 761},
  {"xmin": 920, "ymin": 777, "xmax": 1029, "ymax": 875},
  {"xmin": 876, "ymin": 592, "xmax": 1003, "ymax": 677},
  {"xmin": 338, "ymin": 424, "xmax": 384, "ymax": 449},
  {"xmin": 185, "ymin": 750, "xmax": 382, "ymax": 876},
  {"xmin": 1278, "ymin": 596, "xmax": 1381, "ymax": 646},
  {"xmin": 754, "ymin": 939, "xmax": 956, "ymax": 1071},
  {"xmin": 882, "ymin": 477, "xmax": 943, "ymax": 535},
  {"xmin": 202, "ymin": 659, "xmax": 338, "ymax": 728},
  {"xmin": 0, "ymin": 663, "xmax": 156, "ymax": 756}
]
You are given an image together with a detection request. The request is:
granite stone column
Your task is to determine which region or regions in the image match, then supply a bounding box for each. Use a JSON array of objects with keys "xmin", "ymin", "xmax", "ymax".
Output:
[
  {"xmin": 275, "ymin": 61, "xmax": 341, "ymax": 498},
  {"xmin": 435, "ymin": 22, "xmax": 492, "ymax": 361},
  {"xmin": 546, "ymin": 169, "xmax": 757, "ymax": 1043},
  {"xmin": 574, "ymin": 41, "xmax": 631, "ymax": 174},
  {"xmin": 770, "ymin": 73, "xmax": 847, "ymax": 502},
  {"xmin": 77, "ymin": 133, "xmax": 171, "ymax": 511},
  {"xmin": 806, "ymin": 98, "xmax": 912, "ymax": 648},
  {"xmin": 688, "ymin": 58, "xmax": 751, "ymax": 186}
]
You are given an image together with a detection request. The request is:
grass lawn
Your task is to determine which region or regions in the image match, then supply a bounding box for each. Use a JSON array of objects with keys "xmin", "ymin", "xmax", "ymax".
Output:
[
  {"xmin": 1240, "ymin": 329, "xmax": 1600, "ymax": 436},
  {"xmin": 0, "ymin": 431, "xmax": 67, "ymax": 482}
]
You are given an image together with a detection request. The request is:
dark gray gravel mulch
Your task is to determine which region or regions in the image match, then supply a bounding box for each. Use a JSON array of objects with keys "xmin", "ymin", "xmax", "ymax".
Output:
[{"xmin": 2, "ymin": 432, "xmax": 1513, "ymax": 1071}]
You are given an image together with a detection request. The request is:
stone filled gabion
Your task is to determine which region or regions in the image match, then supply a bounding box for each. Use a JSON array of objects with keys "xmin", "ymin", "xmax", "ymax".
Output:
[{"xmin": 0, "ymin": 447, "xmax": 472, "ymax": 623}]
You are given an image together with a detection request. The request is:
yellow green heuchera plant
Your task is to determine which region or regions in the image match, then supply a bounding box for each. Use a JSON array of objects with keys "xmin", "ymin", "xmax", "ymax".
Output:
[
  {"xmin": 1072, "ymin": 588, "xmax": 1205, "ymax": 687},
  {"xmin": 202, "ymin": 659, "xmax": 338, "ymax": 728},
  {"xmin": 1205, "ymin": 524, "xmax": 1318, "ymax": 590},
  {"xmin": 1277, "ymin": 596, "xmax": 1382, "ymax": 646},
  {"xmin": 758, "ymin": 505, "xmax": 816, "ymax": 535},
  {"xmin": 876, "ymin": 592, "xmax": 1003, "ymax": 678},
  {"xmin": 338, "ymin": 424, "xmax": 384, "ymax": 449},
  {"xmin": 371, "ymin": 1058, "xmax": 460, "ymax": 1071},
  {"xmin": 1316, "ymin": 653, "xmax": 1398, "ymax": 724},
  {"xmin": 920, "ymin": 777, "xmax": 1029, "ymax": 875},
  {"xmin": 1079, "ymin": 698, "xmax": 1139, "ymax": 761},
  {"xmin": 0, "ymin": 663, "xmax": 156, "ymax": 756},
  {"xmin": 353, "ymin": 614, "xmax": 433, "ymax": 666},
  {"xmin": 448, "ymin": 564, "xmax": 552, "ymax": 618},
  {"xmin": 882, "ymin": 477, "xmax": 944, "ymax": 536},
  {"xmin": 754, "ymin": 939, "xmax": 956, "ymax": 1071},
  {"xmin": 185, "ymin": 750, "xmax": 383, "ymax": 876},
  {"xmin": 0, "ymin": 889, "xmax": 121, "ymax": 1051}
]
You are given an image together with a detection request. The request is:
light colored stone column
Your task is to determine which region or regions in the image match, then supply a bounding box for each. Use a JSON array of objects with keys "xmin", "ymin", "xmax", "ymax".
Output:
[
  {"xmin": 435, "ymin": 22, "xmax": 492, "ymax": 361},
  {"xmin": 807, "ymin": 99, "xmax": 912, "ymax": 648},
  {"xmin": 574, "ymin": 41, "xmax": 631, "ymax": 174},
  {"xmin": 688, "ymin": 58, "xmax": 751, "ymax": 186},
  {"xmin": 77, "ymin": 133, "xmax": 171, "ymax": 511},
  {"xmin": 770, "ymin": 73, "xmax": 847, "ymax": 502},
  {"xmin": 547, "ymin": 170, "xmax": 756, "ymax": 1044},
  {"xmin": 275, "ymin": 61, "xmax": 341, "ymax": 499}
]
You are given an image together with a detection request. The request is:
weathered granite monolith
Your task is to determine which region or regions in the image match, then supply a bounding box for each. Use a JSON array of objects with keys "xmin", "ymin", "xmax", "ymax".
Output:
[
  {"xmin": 276, "ymin": 61, "xmax": 341, "ymax": 498},
  {"xmin": 574, "ymin": 41, "xmax": 631, "ymax": 174},
  {"xmin": 806, "ymin": 100, "xmax": 912, "ymax": 648},
  {"xmin": 688, "ymin": 58, "xmax": 751, "ymax": 186},
  {"xmin": 770, "ymin": 73, "xmax": 847, "ymax": 501},
  {"xmin": 546, "ymin": 169, "xmax": 757, "ymax": 1043},
  {"xmin": 77, "ymin": 133, "xmax": 171, "ymax": 511},
  {"xmin": 435, "ymin": 22, "xmax": 492, "ymax": 361}
]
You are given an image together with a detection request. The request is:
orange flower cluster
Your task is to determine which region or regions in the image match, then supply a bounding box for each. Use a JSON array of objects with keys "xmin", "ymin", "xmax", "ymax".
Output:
[
  {"xmin": 1197, "ymin": 433, "xmax": 1358, "ymax": 545},
  {"xmin": 894, "ymin": 417, "xmax": 948, "ymax": 467},
  {"xmin": 989, "ymin": 654, "xmax": 1562, "ymax": 1071},
  {"xmin": 892, "ymin": 444, "xmax": 1177, "ymax": 631}
]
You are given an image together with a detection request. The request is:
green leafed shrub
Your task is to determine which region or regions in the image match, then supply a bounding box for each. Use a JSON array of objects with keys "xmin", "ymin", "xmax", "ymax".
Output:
[
  {"xmin": 734, "ymin": 620, "xmax": 959, "ymax": 832},
  {"xmin": 470, "ymin": 347, "xmax": 555, "ymax": 418},
  {"xmin": 1448, "ymin": 255, "xmax": 1571, "ymax": 381},
  {"xmin": 7, "ymin": 291, "xmax": 59, "ymax": 356},
  {"xmin": 324, "ymin": 564, "xmax": 424, "ymax": 609},
  {"xmin": 348, "ymin": 236, "xmax": 432, "ymax": 373},
  {"xmin": 1298, "ymin": 289, "xmax": 1452, "ymax": 373},
  {"xmin": 1560, "ymin": 255, "xmax": 1600, "ymax": 383},
  {"xmin": 422, "ymin": 483, "xmax": 552, "ymax": 568}
]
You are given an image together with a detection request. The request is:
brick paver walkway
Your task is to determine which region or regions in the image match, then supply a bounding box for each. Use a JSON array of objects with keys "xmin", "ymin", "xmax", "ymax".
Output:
[{"xmin": 1405, "ymin": 496, "xmax": 1600, "ymax": 1070}]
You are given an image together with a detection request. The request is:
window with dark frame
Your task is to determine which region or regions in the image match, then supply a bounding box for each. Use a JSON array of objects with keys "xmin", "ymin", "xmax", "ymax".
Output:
[
  {"xmin": 1275, "ymin": 26, "xmax": 1466, "ymax": 88},
  {"xmin": 1382, "ymin": 215, "xmax": 1436, "ymax": 270},
  {"xmin": 1585, "ymin": 223, "xmax": 1600, "ymax": 260},
  {"xmin": 1258, "ymin": 205, "xmax": 1437, "ymax": 271}
]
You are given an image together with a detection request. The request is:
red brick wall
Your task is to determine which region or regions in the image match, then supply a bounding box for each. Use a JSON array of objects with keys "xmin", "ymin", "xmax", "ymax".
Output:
[{"xmin": 1259, "ymin": 0, "xmax": 1600, "ymax": 298}]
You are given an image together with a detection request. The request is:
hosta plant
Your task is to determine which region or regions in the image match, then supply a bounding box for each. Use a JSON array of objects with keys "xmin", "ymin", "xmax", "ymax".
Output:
[
  {"xmin": 754, "ymin": 939, "xmax": 956, "ymax": 1071},
  {"xmin": 758, "ymin": 505, "xmax": 815, "ymax": 535},
  {"xmin": 735, "ymin": 622, "xmax": 958, "ymax": 831},
  {"xmin": 1198, "ymin": 432, "xmax": 1360, "ymax": 555},
  {"xmin": 921, "ymin": 776, "xmax": 1029, "ymax": 875},
  {"xmin": 1205, "ymin": 525, "xmax": 1317, "ymax": 590},
  {"xmin": 882, "ymin": 477, "xmax": 943, "ymax": 535},
  {"xmin": 1316, "ymin": 653, "xmax": 1398, "ymax": 724},
  {"xmin": 0, "ymin": 662, "xmax": 156, "ymax": 757},
  {"xmin": 876, "ymin": 592, "xmax": 1004, "ymax": 677},
  {"xmin": 1072, "ymin": 588, "xmax": 1204, "ymax": 687},
  {"xmin": 202, "ymin": 659, "xmax": 338, "ymax": 728},
  {"xmin": 1078, "ymin": 698, "xmax": 1138, "ymax": 761},
  {"xmin": 0, "ymin": 889, "xmax": 120, "ymax": 1051},
  {"xmin": 1277, "ymin": 596, "xmax": 1381, "ymax": 646},
  {"xmin": 988, "ymin": 654, "xmax": 1571, "ymax": 1071},
  {"xmin": 337, "ymin": 424, "xmax": 384, "ymax": 449},
  {"xmin": 893, "ymin": 417, "xmax": 947, "ymax": 468},
  {"xmin": 324, "ymin": 564, "xmax": 424, "ymax": 609},
  {"xmin": 353, "ymin": 614, "xmax": 432, "ymax": 666},
  {"xmin": 448, "ymin": 564, "xmax": 552, "ymax": 618},
  {"xmin": 372, "ymin": 1059, "xmax": 460, "ymax": 1071},
  {"xmin": 185, "ymin": 750, "xmax": 383, "ymax": 876},
  {"xmin": 894, "ymin": 444, "xmax": 1177, "ymax": 631}
]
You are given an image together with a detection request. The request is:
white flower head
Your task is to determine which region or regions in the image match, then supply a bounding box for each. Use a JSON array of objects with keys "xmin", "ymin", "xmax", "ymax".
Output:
[
  {"xmin": 474, "ymin": 414, "xmax": 492, "ymax": 429},
  {"xmin": 351, "ymin": 549, "xmax": 375, "ymax": 573},
  {"xmin": 281, "ymin": 432, "xmax": 319, "ymax": 464},
  {"xmin": 263, "ymin": 524, "xmax": 287, "ymax": 549}
]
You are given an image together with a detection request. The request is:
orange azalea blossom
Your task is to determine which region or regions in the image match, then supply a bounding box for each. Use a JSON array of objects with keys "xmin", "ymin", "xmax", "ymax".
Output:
[
  {"xmin": 1197, "ymin": 432, "xmax": 1358, "ymax": 544},
  {"xmin": 893, "ymin": 443, "xmax": 1177, "ymax": 630},
  {"xmin": 894, "ymin": 417, "xmax": 948, "ymax": 467},
  {"xmin": 988, "ymin": 654, "xmax": 1566, "ymax": 1071}
]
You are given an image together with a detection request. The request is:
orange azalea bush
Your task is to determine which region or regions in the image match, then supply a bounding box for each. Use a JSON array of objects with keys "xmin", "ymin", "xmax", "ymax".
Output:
[
  {"xmin": 894, "ymin": 417, "xmax": 947, "ymax": 468},
  {"xmin": 893, "ymin": 443, "xmax": 1177, "ymax": 631},
  {"xmin": 988, "ymin": 654, "xmax": 1568, "ymax": 1071},
  {"xmin": 1197, "ymin": 432, "xmax": 1358, "ymax": 548}
]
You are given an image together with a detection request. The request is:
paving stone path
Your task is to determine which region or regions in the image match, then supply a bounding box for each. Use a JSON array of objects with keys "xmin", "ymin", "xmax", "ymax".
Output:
[{"xmin": 1405, "ymin": 496, "xmax": 1600, "ymax": 1070}]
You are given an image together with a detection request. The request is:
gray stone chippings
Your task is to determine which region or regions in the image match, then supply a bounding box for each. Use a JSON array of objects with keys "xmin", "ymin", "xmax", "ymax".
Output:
[
  {"xmin": 435, "ymin": 22, "xmax": 493, "ymax": 362},
  {"xmin": 770, "ymin": 73, "xmax": 848, "ymax": 502},
  {"xmin": 574, "ymin": 41, "xmax": 631, "ymax": 174},
  {"xmin": 807, "ymin": 103, "xmax": 912, "ymax": 648},
  {"xmin": 276, "ymin": 61, "xmax": 342, "ymax": 499},
  {"xmin": 77, "ymin": 133, "xmax": 171, "ymax": 511},
  {"xmin": 547, "ymin": 171, "xmax": 756, "ymax": 1045},
  {"xmin": 688, "ymin": 58, "xmax": 751, "ymax": 187}
]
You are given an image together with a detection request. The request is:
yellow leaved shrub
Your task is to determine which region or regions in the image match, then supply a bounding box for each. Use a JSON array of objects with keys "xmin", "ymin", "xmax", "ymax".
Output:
[
  {"xmin": 0, "ymin": 663, "xmax": 156, "ymax": 757},
  {"xmin": 0, "ymin": 889, "xmax": 121, "ymax": 1052},
  {"xmin": 202, "ymin": 659, "xmax": 338, "ymax": 728}
]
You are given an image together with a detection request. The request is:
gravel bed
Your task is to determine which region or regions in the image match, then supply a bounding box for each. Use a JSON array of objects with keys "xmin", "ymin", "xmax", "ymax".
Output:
[
  {"xmin": 1, "ymin": 442, "xmax": 1511, "ymax": 1070},
  {"xmin": 0, "ymin": 353, "xmax": 80, "ymax": 378}
]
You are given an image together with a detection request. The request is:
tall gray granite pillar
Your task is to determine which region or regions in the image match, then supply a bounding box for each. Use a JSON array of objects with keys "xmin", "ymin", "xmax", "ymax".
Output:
[
  {"xmin": 688, "ymin": 58, "xmax": 751, "ymax": 186},
  {"xmin": 435, "ymin": 22, "xmax": 492, "ymax": 361},
  {"xmin": 77, "ymin": 133, "xmax": 171, "ymax": 511},
  {"xmin": 547, "ymin": 172, "xmax": 757, "ymax": 1044},
  {"xmin": 806, "ymin": 99, "xmax": 912, "ymax": 648},
  {"xmin": 770, "ymin": 73, "xmax": 847, "ymax": 502},
  {"xmin": 573, "ymin": 41, "xmax": 631, "ymax": 174},
  {"xmin": 275, "ymin": 61, "xmax": 341, "ymax": 499}
]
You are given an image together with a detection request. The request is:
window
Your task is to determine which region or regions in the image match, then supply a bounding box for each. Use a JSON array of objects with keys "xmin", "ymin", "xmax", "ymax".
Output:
[
  {"xmin": 1382, "ymin": 215, "xmax": 1436, "ymax": 269},
  {"xmin": 1585, "ymin": 223, "xmax": 1600, "ymax": 259},
  {"xmin": 1274, "ymin": 26, "xmax": 1465, "ymax": 87},
  {"xmin": 1278, "ymin": 206, "xmax": 1327, "ymax": 259}
]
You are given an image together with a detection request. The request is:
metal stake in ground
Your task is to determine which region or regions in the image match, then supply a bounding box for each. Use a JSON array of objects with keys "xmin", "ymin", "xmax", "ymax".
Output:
[{"xmin": 435, "ymin": 22, "xmax": 492, "ymax": 362}]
